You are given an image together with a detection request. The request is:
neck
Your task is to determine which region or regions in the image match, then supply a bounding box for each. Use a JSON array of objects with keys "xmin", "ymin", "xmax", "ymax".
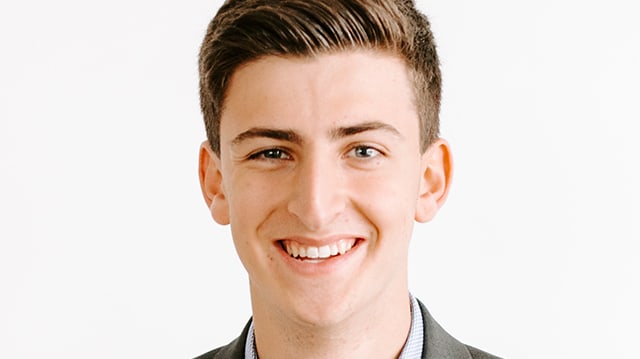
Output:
[{"xmin": 251, "ymin": 288, "xmax": 412, "ymax": 359}]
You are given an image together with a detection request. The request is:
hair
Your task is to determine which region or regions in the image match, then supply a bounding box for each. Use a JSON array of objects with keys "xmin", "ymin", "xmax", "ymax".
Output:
[{"xmin": 198, "ymin": 0, "xmax": 441, "ymax": 154}]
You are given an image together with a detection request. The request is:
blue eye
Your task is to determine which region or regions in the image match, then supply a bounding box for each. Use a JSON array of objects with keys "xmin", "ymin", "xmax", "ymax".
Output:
[{"xmin": 351, "ymin": 146, "xmax": 381, "ymax": 158}]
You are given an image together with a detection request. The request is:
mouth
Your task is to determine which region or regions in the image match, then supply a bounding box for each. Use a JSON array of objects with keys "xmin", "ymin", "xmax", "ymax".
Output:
[{"xmin": 279, "ymin": 238, "xmax": 360, "ymax": 261}]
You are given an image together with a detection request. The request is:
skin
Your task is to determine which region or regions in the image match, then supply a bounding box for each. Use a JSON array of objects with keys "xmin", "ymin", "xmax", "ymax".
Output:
[{"xmin": 199, "ymin": 51, "xmax": 453, "ymax": 359}]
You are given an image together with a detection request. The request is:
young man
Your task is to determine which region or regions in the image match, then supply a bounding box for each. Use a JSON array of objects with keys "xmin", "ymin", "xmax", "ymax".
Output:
[{"xmin": 196, "ymin": 1, "xmax": 500, "ymax": 358}]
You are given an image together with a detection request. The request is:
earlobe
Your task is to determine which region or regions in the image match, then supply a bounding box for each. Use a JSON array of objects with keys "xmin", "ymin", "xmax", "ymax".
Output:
[
  {"xmin": 199, "ymin": 141, "xmax": 230, "ymax": 225},
  {"xmin": 415, "ymin": 139, "xmax": 453, "ymax": 223}
]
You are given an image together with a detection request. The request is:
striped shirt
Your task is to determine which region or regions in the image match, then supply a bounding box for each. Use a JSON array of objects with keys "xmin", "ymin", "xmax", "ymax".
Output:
[{"xmin": 244, "ymin": 294, "xmax": 424, "ymax": 359}]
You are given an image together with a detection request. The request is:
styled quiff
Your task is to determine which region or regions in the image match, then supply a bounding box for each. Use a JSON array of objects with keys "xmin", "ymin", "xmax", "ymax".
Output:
[{"xmin": 199, "ymin": 0, "xmax": 441, "ymax": 154}]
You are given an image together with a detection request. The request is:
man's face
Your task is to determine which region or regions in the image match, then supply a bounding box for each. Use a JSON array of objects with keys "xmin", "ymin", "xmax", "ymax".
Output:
[{"xmin": 200, "ymin": 51, "xmax": 450, "ymax": 326}]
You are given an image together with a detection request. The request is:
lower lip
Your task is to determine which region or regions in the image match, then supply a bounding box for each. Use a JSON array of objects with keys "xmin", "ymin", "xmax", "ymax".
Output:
[{"xmin": 276, "ymin": 239, "xmax": 363, "ymax": 275}]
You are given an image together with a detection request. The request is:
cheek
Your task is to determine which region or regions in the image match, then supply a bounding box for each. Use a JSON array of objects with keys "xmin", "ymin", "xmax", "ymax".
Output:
[
  {"xmin": 356, "ymin": 162, "xmax": 421, "ymax": 204},
  {"xmin": 226, "ymin": 173, "xmax": 285, "ymax": 236},
  {"xmin": 226, "ymin": 178, "xmax": 274, "ymax": 274},
  {"xmin": 351, "ymin": 169, "xmax": 420, "ymax": 228},
  {"xmin": 228, "ymin": 172, "xmax": 271, "ymax": 211}
]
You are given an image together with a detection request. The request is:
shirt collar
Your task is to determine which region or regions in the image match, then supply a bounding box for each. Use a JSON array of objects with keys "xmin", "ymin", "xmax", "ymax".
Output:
[
  {"xmin": 244, "ymin": 294, "xmax": 424, "ymax": 359},
  {"xmin": 399, "ymin": 294, "xmax": 424, "ymax": 359}
]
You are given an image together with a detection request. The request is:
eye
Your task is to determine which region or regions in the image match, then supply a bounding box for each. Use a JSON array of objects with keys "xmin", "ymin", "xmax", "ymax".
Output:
[
  {"xmin": 348, "ymin": 145, "xmax": 382, "ymax": 159},
  {"xmin": 248, "ymin": 148, "xmax": 292, "ymax": 161}
]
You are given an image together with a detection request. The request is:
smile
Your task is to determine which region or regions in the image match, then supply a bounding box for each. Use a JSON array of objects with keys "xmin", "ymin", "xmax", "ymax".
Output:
[{"xmin": 280, "ymin": 239, "xmax": 357, "ymax": 260}]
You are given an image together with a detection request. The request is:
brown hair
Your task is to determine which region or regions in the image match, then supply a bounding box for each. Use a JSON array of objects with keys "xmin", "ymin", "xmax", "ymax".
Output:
[{"xmin": 198, "ymin": 0, "xmax": 441, "ymax": 154}]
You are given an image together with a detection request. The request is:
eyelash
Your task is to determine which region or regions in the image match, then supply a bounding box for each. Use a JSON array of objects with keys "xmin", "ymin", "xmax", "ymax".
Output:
[
  {"xmin": 246, "ymin": 144, "xmax": 384, "ymax": 162},
  {"xmin": 347, "ymin": 145, "xmax": 382, "ymax": 159},
  {"xmin": 247, "ymin": 148, "xmax": 292, "ymax": 161}
]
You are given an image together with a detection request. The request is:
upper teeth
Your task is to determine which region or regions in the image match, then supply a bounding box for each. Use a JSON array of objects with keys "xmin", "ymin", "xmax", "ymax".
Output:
[{"xmin": 284, "ymin": 239, "xmax": 356, "ymax": 259}]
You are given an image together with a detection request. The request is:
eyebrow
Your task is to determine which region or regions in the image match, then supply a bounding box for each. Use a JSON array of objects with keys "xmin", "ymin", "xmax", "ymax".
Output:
[
  {"xmin": 231, "ymin": 128, "xmax": 303, "ymax": 146},
  {"xmin": 231, "ymin": 121, "xmax": 402, "ymax": 146},
  {"xmin": 330, "ymin": 121, "xmax": 402, "ymax": 140}
]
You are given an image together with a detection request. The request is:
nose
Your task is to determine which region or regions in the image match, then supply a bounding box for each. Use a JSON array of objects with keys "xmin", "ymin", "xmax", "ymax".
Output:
[{"xmin": 287, "ymin": 154, "xmax": 345, "ymax": 231}]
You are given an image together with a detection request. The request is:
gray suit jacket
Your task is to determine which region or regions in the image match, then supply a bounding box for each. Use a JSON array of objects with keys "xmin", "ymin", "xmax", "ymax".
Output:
[{"xmin": 194, "ymin": 300, "xmax": 500, "ymax": 359}]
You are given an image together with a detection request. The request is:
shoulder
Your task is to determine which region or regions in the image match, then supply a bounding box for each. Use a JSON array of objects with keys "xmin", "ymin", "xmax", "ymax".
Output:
[
  {"xmin": 193, "ymin": 346, "xmax": 222, "ymax": 359},
  {"xmin": 466, "ymin": 344, "xmax": 502, "ymax": 359},
  {"xmin": 417, "ymin": 299, "xmax": 502, "ymax": 359},
  {"xmin": 193, "ymin": 320, "xmax": 252, "ymax": 359},
  {"xmin": 193, "ymin": 340, "xmax": 241, "ymax": 359}
]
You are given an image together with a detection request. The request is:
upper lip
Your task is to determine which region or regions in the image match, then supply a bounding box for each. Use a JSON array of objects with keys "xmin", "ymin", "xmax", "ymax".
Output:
[{"xmin": 276, "ymin": 235, "xmax": 365, "ymax": 246}]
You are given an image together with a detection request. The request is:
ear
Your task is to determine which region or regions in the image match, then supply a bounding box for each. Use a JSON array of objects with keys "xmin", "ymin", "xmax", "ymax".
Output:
[
  {"xmin": 199, "ymin": 141, "xmax": 230, "ymax": 225},
  {"xmin": 415, "ymin": 139, "xmax": 453, "ymax": 223}
]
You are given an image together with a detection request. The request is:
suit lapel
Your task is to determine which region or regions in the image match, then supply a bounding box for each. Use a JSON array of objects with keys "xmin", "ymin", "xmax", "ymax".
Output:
[
  {"xmin": 212, "ymin": 303, "xmax": 474, "ymax": 359},
  {"xmin": 419, "ymin": 300, "xmax": 472, "ymax": 359},
  {"xmin": 216, "ymin": 319, "xmax": 251, "ymax": 359}
]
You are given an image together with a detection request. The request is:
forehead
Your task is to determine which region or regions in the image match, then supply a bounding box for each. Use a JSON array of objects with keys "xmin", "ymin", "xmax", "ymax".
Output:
[{"xmin": 220, "ymin": 51, "xmax": 419, "ymax": 138}]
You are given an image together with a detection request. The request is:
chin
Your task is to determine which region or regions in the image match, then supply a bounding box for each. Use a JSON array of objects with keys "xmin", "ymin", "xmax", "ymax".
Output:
[
  {"xmin": 282, "ymin": 286, "xmax": 360, "ymax": 328},
  {"xmin": 290, "ymin": 304, "xmax": 351, "ymax": 328}
]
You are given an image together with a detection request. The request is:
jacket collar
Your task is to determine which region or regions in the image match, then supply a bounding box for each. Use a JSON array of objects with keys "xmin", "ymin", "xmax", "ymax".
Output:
[
  {"xmin": 417, "ymin": 299, "xmax": 472, "ymax": 359},
  {"xmin": 208, "ymin": 299, "xmax": 472, "ymax": 359}
]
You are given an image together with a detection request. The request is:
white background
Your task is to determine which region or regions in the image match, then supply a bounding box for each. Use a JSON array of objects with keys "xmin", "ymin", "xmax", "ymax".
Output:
[{"xmin": 1, "ymin": 0, "xmax": 638, "ymax": 358}]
